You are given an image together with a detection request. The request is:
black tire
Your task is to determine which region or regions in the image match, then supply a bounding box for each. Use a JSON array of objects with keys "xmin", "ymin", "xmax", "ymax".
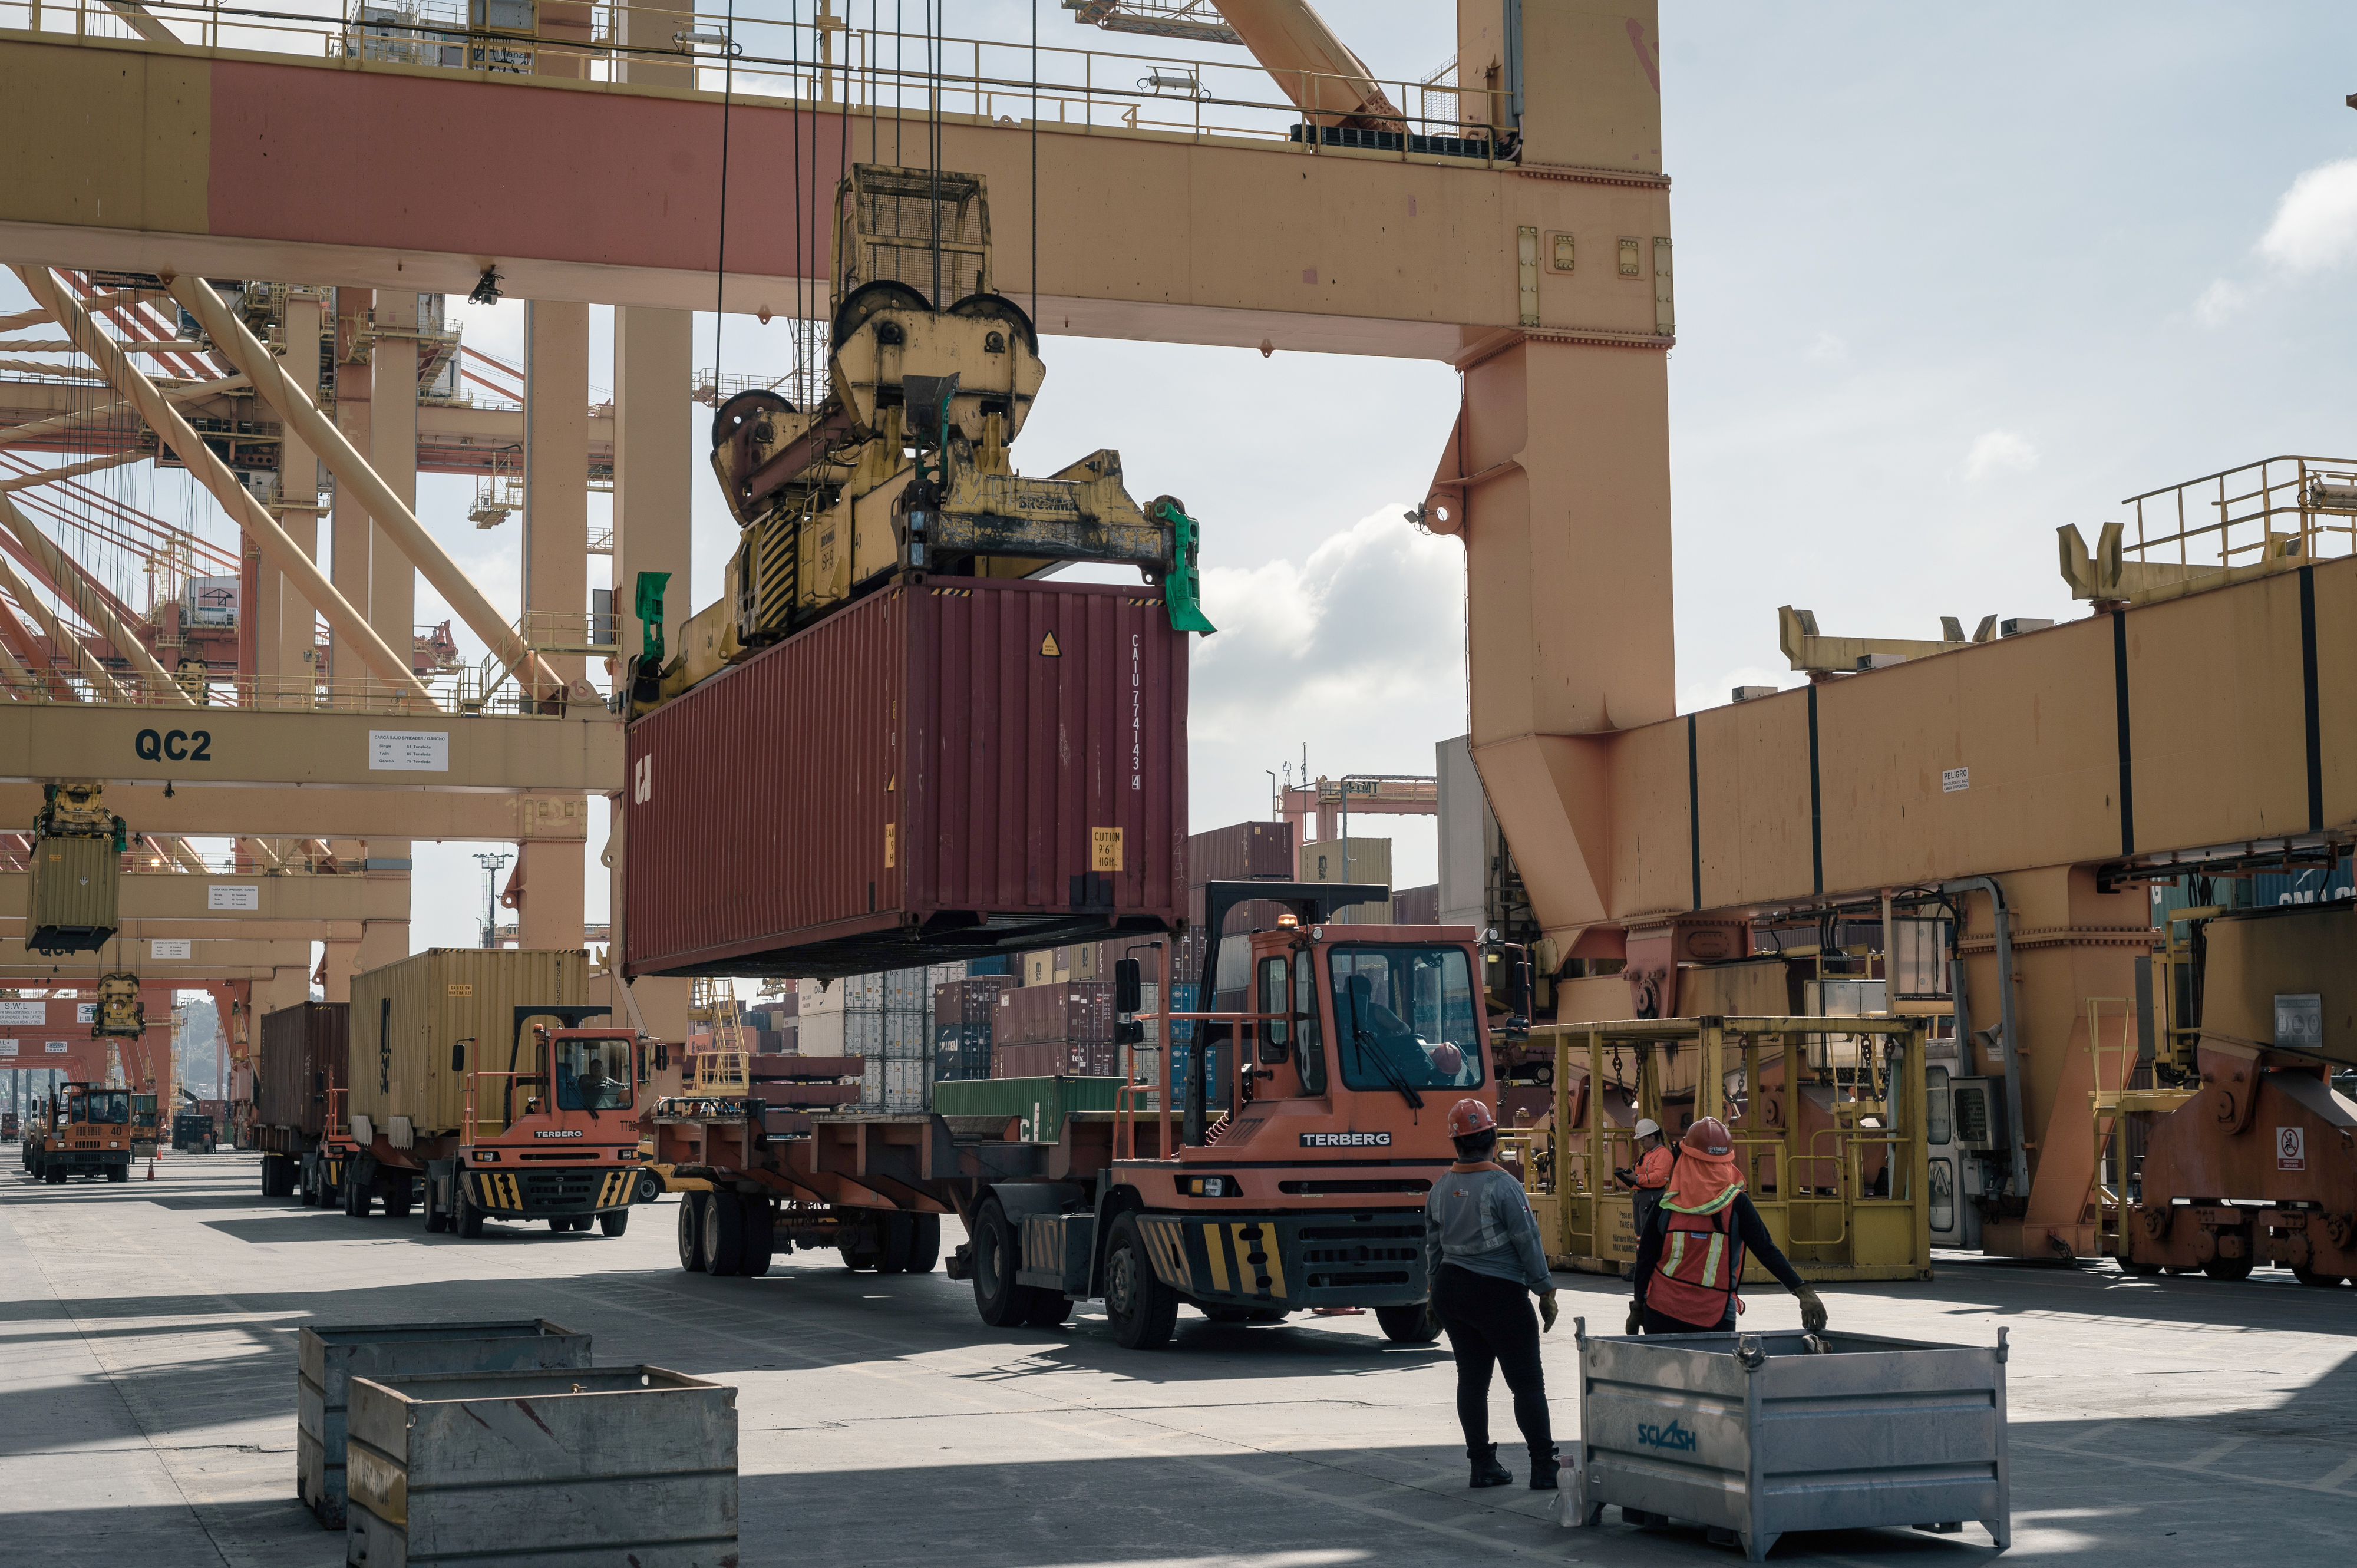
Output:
[
  {"xmin": 2291, "ymin": 1267, "xmax": 2349, "ymax": 1288},
  {"xmin": 877, "ymin": 1212, "xmax": 915, "ymax": 1273},
  {"xmin": 381, "ymin": 1181, "xmax": 411, "ymax": 1220},
  {"xmin": 738, "ymin": 1199, "xmax": 775, "ymax": 1276},
  {"xmin": 1375, "ymin": 1302, "xmax": 1444, "ymax": 1343},
  {"xmin": 600, "ymin": 1208, "xmax": 630, "ymax": 1238},
  {"xmin": 260, "ymin": 1157, "xmax": 277, "ymax": 1198},
  {"xmin": 904, "ymin": 1213, "xmax": 942, "ymax": 1275},
  {"xmin": 678, "ymin": 1193, "xmax": 709, "ymax": 1272},
  {"xmin": 1203, "ymin": 1306, "xmax": 1254, "ymax": 1323},
  {"xmin": 549, "ymin": 1216, "xmax": 572, "ymax": 1233},
  {"xmin": 635, "ymin": 1171, "xmax": 661, "ymax": 1203},
  {"xmin": 1023, "ymin": 1290, "xmax": 1073, "ymax": 1327},
  {"xmin": 701, "ymin": 1191, "xmax": 746, "ymax": 1275},
  {"xmin": 455, "ymin": 1174, "xmax": 485, "ymax": 1238},
  {"xmin": 298, "ymin": 1164, "xmax": 318, "ymax": 1209},
  {"xmin": 108, "ymin": 1164, "xmax": 129, "ymax": 1184},
  {"xmin": 971, "ymin": 1197, "xmax": 1039, "ymax": 1328},
  {"xmin": 2201, "ymin": 1252, "xmax": 2254, "ymax": 1282},
  {"xmin": 424, "ymin": 1176, "xmax": 450, "ymax": 1233},
  {"xmin": 1104, "ymin": 1212, "xmax": 1178, "ymax": 1350},
  {"xmin": 346, "ymin": 1173, "xmax": 373, "ymax": 1218}
]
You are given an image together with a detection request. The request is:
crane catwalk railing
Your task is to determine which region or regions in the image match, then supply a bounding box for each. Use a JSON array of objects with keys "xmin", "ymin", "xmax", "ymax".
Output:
[
  {"xmin": 2122, "ymin": 455, "xmax": 2357, "ymax": 572},
  {"xmin": 1, "ymin": 0, "xmax": 1509, "ymax": 164}
]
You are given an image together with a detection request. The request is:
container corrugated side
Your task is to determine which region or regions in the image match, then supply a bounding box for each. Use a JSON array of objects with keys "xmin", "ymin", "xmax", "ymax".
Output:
[
  {"xmin": 1188, "ymin": 820, "xmax": 1293, "ymax": 884},
  {"xmin": 623, "ymin": 577, "xmax": 1188, "ymax": 978},
  {"xmin": 347, "ymin": 949, "xmax": 586, "ymax": 1140},
  {"xmin": 258, "ymin": 1001, "xmax": 347, "ymax": 1138}
]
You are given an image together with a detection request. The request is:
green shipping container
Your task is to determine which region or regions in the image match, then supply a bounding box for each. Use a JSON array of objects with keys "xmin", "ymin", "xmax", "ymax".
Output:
[
  {"xmin": 27, "ymin": 834, "xmax": 118, "ymax": 954},
  {"xmin": 930, "ymin": 1075, "xmax": 1126, "ymax": 1144},
  {"xmin": 346, "ymin": 949, "xmax": 586, "ymax": 1145}
]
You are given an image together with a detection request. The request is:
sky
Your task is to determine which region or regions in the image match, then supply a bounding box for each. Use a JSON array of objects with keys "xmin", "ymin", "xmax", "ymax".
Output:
[{"xmin": 8, "ymin": 3, "xmax": 2357, "ymax": 953}]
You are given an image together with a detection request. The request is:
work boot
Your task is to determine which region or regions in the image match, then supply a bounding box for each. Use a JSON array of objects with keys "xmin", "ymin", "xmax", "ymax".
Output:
[
  {"xmin": 1528, "ymin": 1445, "xmax": 1560, "ymax": 1489},
  {"xmin": 1468, "ymin": 1443, "xmax": 1513, "ymax": 1488}
]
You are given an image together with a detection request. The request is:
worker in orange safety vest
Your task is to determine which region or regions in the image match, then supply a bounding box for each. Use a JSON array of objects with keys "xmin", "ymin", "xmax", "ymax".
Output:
[
  {"xmin": 1626, "ymin": 1118, "xmax": 1828, "ymax": 1337},
  {"xmin": 1612, "ymin": 1117, "xmax": 1675, "ymax": 1240}
]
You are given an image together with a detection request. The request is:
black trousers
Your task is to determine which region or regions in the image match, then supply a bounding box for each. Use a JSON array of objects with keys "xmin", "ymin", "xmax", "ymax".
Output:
[{"xmin": 1432, "ymin": 1264, "xmax": 1554, "ymax": 1463}]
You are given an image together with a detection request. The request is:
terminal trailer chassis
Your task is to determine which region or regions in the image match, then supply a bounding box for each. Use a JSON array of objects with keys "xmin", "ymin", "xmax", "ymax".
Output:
[{"xmin": 650, "ymin": 883, "xmax": 1496, "ymax": 1349}]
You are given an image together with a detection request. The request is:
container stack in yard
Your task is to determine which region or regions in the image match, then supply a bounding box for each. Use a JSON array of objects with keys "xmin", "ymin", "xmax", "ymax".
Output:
[
  {"xmin": 991, "ymin": 981, "xmax": 1115, "ymax": 1078},
  {"xmin": 935, "ymin": 973, "xmax": 1013, "ymax": 1081},
  {"xmin": 253, "ymin": 1001, "xmax": 345, "ymax": 1201},
  {"xmin": 1295, "ymin": 836, "xmax": 1393, "ymax": 924}
]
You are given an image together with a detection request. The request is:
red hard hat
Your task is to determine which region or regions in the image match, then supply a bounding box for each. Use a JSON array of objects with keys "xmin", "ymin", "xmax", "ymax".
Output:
[
  {"xmin": 1682, "ymin": 1116, "xmax": 1733, "ymax": 1157},
  {"xmin": 1447, "ymin": 1098, "xmax": 1497, "ymax": 1138},
  {"xmin": 1429, "ymin": 1041, "xmax": 1465, "ymax": 1077}
]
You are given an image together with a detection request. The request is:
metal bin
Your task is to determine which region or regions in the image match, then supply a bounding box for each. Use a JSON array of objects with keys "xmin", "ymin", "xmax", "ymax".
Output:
[
  {"xmin": 1572, "ymin": 1322, "xmax": 2011, "ymax": 1561},
  {"xmin": 343, "ymin": 1365, "xmax": 737, "ymax": 1568},
  {"xmin": 298, "ymin": 1319, "xmax": 591, "ymax": 1529}
]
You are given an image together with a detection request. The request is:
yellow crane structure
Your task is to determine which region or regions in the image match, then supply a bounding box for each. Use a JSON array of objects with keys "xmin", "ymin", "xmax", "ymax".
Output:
[{"xmin": 2, "ymin": 1, "xmax": 2345, "ymax": 1277}]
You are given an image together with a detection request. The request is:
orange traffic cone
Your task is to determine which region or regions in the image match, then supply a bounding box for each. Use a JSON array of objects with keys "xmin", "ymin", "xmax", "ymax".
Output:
[{"xmin": 146, "ymin": 1157, "xmax": 157, "ymax": 1181}]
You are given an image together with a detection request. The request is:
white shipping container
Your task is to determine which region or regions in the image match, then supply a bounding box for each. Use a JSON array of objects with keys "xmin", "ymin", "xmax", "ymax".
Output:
[
  {"xmin": 846, "ymin": 1009, "xmax": 930, "ymax": 1059},
  {"xmin": 798, "ymin": 1011, "xmax": 846, "ymax": 1056},
  {"xmin": 882, "ymin": 1057, "xmax": 929, "ymax": 1113},
  {"xmin": 798, "ymin": 979, "xmax": 845, "ymax": 1016}
]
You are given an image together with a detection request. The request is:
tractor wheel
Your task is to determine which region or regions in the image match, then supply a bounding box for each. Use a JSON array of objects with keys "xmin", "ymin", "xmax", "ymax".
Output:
[
  {"xmin": 600, "ymin": 1208, "xmax": 631, "ymax": 1238},
  {"xmin": 2200, "ymin": 1252, "xmax": 2255, "ymax": 1282},
  {"xmin": 2291, "ymin": 1266, "xmax": 2349, "ymax": 1288},
  {"xmin": 678, "ymin": 1192, "xmax": 709, "ymax": 1272},
  {"xmin": 971, "ymin": 1197, "xmax": 1040, "ymax": 1328},
  {"xmin": 455, "ymin": 1175, "xmax": 485, "ymax": 1237},
  {"xmin": 1103, "ymin": 1212, "xmax": 1178, "ymax": 1351}
]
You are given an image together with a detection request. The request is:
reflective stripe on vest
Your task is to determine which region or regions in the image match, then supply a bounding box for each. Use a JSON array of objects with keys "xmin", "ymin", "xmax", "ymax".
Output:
[{"xmin": 1648, "ymin": 1203, "xmax": 1745, "ymax": 1326}]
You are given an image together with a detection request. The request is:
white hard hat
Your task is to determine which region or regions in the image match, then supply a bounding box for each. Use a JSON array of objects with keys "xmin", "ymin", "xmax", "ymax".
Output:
[{"xmin": 1633, "ymin": 1118, "xmax": 1662, "ymax": 1140}]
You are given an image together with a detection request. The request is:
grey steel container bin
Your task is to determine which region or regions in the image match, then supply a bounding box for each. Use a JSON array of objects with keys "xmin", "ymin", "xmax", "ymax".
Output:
[
  {"xmin": 297, "ymin": 1319, "xmax": 591, "ymax": 1529},
  {"xmin": 1572, "ymin": 1323, "xmax": 2010, "ymax": 1562},
  {"xmin": 342, "ymin": 1365, "xmax": 737, "ymax": 1568}
]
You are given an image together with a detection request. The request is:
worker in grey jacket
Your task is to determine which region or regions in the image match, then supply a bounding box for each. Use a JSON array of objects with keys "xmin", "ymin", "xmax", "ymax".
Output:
[{"xmin": 1425, "ymin": 1097, "xmax": 1559, "ymax": 1490}]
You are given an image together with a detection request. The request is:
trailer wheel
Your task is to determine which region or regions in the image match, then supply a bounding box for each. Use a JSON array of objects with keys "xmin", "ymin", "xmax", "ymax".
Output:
[
  {"xmin": 877, "ymin": 1212, "xmax": 915, "ymax": 1273},
  {"xmin": 345, "ymin": 1174, "xmax": 373, "ymax": 1218},
  {"xmin": 455, "ymin": 1175, "xmax": 485, "ymax": 1238},
  {"xmin": 702, "ymin": 1191, "xmax": 746, "ymax": 1275},
  {"xmin": 1375, "ymin": 1303, "xmax": 1444, "ymax": 1343},
  {"xmin": 737, "ymin": 1199, "xmax": 774, "ymax": 1276},
  {"xmin": 108, "ymin": 1164, "xmax": 129, "ymax": 1184},
  {"xmin": 1103, "ymin": 1213, "xmax": 1177, "ymax": 1350},
  {"xmin": 904, "ymin": 1213, "xmax": 941, "ymax": 1275},
  {"xmin": 600, "ymin": 1208, "xmax": 631, "ymax": 1238},
  {"xmin": 424, "ymin": 1177, "xmax": 450, "ymax": 1233},
  {"xmin": 678, "ymin": 1192, "xmax": 708, "ymax": 1271},
  {"xmin": 972, "ymin": 1197, "xmax": 1040, "ymax": 1327},
  {"xmin": 382, "ymin": 1180, "xmax": 412, "ymax": 1220},
  {"xmin": 2200, "ymin": 1253, "xmax": 2254, "ymax": 1282},
  {"xmin": 2291, "ymin": 1267, "xmax": 2348, "ymax": 1288},
  {"xmin": 1023, "ymin": 1291, "xmax": 1072, "ymax": 1328}
]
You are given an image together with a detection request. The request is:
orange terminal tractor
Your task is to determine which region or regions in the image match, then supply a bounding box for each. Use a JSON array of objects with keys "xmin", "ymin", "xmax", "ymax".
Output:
[
  {"xmin": 411, "ymin": 1007, "xmax": 646, "ymax": 1239},
  {"xmin": 646, "ymin": 881, "xmax": 1498, "ymax": 1351}
]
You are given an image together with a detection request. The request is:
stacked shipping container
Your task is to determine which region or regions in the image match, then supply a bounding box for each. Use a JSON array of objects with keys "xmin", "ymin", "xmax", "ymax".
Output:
[
  {"xmin": 934, "ymin": 975, "xmax": 1014, "ymax": 1082},
  {"xmin": 991, "ymin": 982, "xmax": 1116, "ymax": 1078},
  {"xmin": 798, "ymin": 962, "xmax": 967, "ymax": 1112}
]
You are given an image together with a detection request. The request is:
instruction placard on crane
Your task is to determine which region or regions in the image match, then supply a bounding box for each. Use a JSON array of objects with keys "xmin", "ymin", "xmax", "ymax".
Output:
[
  {"xmin": 370, "ymin": 730, "xmax": 451, "ymax": 771},
  {"xmin": 207, "ymin": 885, "xmax": 259, "ymax": 911},
  {"xmin": 2279, "ymin": 1127, "xmax": 2306, "ymax": 1171}
]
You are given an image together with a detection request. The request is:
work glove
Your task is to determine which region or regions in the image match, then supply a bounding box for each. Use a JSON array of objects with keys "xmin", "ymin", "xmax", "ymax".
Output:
[
  {"xmin": 1625, "ymin": 1300, "xmax": 1645, "ymax": 1336},
  {"xmin": 1794, "ymin": 1284, "xmax": 1828, "ymax": 1334},
  {"xmin": 1539, "ymin": 1291, "xmax": 1560, "ymax": 1332}
]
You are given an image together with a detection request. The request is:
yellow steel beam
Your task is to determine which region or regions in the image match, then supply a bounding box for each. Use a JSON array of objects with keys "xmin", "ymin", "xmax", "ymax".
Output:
[
  {"xmin": 0, "ymin": 703, "xmax": 621, "ymax": 793},
  {"xmin": 0, "ymin": 870, "xmax": 413, "ymax": 923},
  {"xmin": 0, "ymin": 917, "xmax": 364, "ymax": 943},
  {"xmin": 0, "ymin": 782, "xmax": 595, "ymax": 841},
  {"xmin": 0, "ymin": 938, "xmax": 312, "ymax": 980},
  {"xmin": 12, "ymin": 264, "xmax": 435, "ymax": 707},
  {"xmin": 170, "ymin": 278, "xmax": 573, "ymax": 702}
]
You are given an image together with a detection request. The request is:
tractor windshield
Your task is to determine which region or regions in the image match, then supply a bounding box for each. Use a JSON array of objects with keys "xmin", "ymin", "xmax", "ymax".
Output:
[
  {"xmin": 1329, "ymin": 946, "xmax": 1484, "ymax": 1093},
  {"xmin": 77, "ymin": 1091, "xmax": 131, "ymax": 1124},
  {"xmin": 554, "ymin": 1036, "xmax": 635, "ymax": 1111}
]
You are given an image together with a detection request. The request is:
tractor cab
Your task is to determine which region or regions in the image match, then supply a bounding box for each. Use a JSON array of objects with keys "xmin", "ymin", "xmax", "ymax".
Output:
[{"xmin": 427, "ymin": 1006, "xmax": 644, "ymax": 1236}]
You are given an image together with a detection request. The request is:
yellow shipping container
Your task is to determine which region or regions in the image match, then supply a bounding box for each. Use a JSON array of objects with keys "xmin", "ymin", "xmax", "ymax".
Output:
[
  {"xmin": 346, "ymin": 949, "xmax": 586, "ymax": 1144},
  {"xmin": 27, "ymin": 834, "xmax": 120, "ymax": 953},
  {"xmin": 1295, "ymin": 836, "xmax": 1392, "ymax": 925}
]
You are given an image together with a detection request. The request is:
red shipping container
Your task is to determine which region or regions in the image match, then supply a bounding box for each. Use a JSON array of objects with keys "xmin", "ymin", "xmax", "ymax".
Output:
[
  {"xmin": 992, "ymin": 1039, "xmax": 1119, "ymax": 1078},
  {"xmin": 256, "ymin": 1001, "xmax": 346, "ymax": 1143},
  {"xmin": 1188, "ymin": 820, "xmax": 1294, "ymax": 884},
  {"xmin": 623, "ymin": 579, "xmax": 1189, "ymax": 979},
  {"xmin": 995, "ymin": 982, "xmax": 1113, "ymax": 1047}
]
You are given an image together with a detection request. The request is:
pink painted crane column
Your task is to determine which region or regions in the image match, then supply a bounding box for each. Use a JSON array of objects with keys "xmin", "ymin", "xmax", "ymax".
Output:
[
  {"xmin": 358, "ymin": 288, "xmax": 420, "ymax": 969},
  {"xmin": 519, "ymin": 299, "xmax": 589, "ymax": 950}
]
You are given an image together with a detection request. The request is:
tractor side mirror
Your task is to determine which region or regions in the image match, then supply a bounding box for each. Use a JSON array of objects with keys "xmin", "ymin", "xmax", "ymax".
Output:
[
  {"xmin": 1114, "ymin": 958, "xmax": 1142, "ymax": 1015},
  {"xmin": 450, "ymin": 1039, "xmax": 466, "ymax": 1073},
  {"xmin": 655, "ymin": 1041, "xmax": 669, "ymax": 1072}
]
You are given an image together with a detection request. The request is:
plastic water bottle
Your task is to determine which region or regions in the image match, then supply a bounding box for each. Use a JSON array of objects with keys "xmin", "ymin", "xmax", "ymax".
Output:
[{"xmin": 1558, "ymin": 1451, "xmax": 1583, "ymax": 1526}]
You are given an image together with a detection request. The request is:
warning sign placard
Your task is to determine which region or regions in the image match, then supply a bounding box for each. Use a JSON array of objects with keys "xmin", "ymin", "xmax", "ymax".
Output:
[{"xmin": 2278, "ymin": 1127, "xmax": 2306, "ymax": 1171}]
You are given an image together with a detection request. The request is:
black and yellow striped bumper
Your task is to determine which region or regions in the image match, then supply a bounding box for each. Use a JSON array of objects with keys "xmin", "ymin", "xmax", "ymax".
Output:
[
  {"xmin": 1133, "ymin": 1210, "xmax": 1428, "ymax": 1310},
  {"xmin": 464, "ymin": 1166, "xmax": 638, "ymax": 1217}
]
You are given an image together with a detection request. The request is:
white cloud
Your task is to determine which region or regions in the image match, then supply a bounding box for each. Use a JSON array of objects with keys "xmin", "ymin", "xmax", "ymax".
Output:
[
  {"xmin": 1962, "ymin": 429, "xmax": 2039, "ymax": 480},
  {"xmin": 1186, "ymin": 507, "xmax": 1467, "ymax": 887},
  {"xmin": 1804, "ymin": 331, "xmax": 1847, "ymax": 363},
  {"xmin": 2193, "ymin": 276, "xmax": 2249, "ymax": 326},
  {"xmin": 2257, "ymin": 157, "xmax": 2357, "ymax": 274}
]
